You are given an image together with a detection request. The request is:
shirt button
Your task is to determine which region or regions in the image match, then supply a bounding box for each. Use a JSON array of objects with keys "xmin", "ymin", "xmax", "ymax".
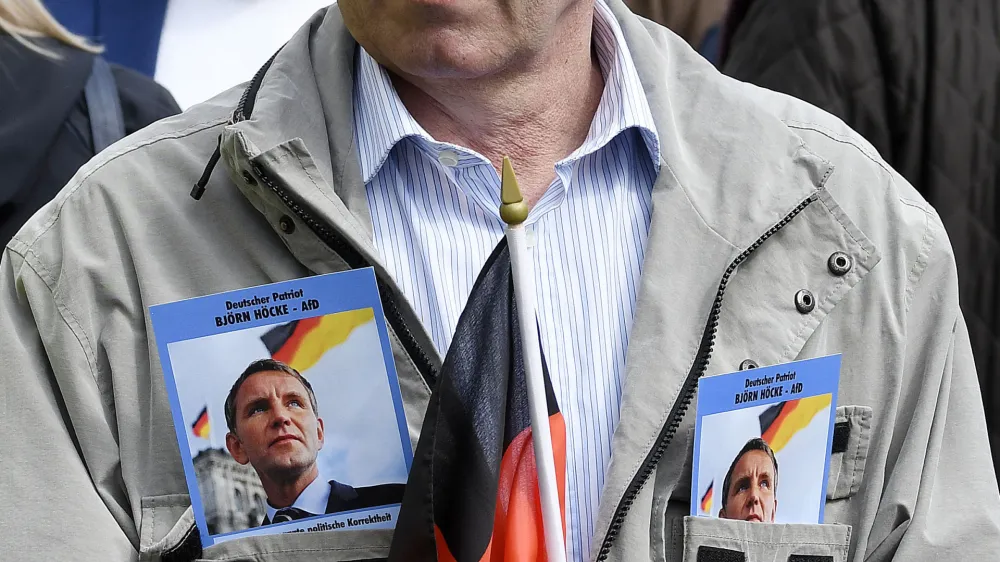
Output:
[{"xmin": 438, "ymin": 150, "xmax": 460, "ymax": 167}]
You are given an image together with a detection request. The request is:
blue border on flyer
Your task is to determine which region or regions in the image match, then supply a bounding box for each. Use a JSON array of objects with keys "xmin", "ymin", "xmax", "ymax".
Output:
[
  {"xmin": 690, "ymin": 354, "xmax": 841, "ymax": 523},
  {"xmin": 148, "ymin": 268, "xmax": 413, "ymax": 547}
]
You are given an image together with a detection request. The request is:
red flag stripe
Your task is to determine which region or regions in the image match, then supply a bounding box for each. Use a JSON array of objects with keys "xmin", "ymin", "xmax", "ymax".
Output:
[{"xmin": 432, "ymin": 413, "xmax": 567, "ymax": 562}]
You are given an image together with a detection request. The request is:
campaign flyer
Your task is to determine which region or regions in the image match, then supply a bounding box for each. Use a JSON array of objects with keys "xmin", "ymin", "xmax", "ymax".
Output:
[
  {"xmin": 691, "ymin": 355, "xmax": 841, "ymax": 524},
  {"xmin": 149, "ymin": 269, "xmax": 412, "ymax": 547}
]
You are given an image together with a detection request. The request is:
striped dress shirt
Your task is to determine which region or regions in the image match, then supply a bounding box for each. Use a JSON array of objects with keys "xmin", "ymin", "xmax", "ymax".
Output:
[{"xmin": 353, "ymin": 1, "xmax": 660, "ymax": 558}]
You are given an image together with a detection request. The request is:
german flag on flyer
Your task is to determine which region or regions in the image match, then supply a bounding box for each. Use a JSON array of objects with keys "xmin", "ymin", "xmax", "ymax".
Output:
[
  {"xmin": 191, "ymin": 406, "xmax": 210, "ymax": 440},
  {"xmin": 691, "ymin": 354, "xmax": 840, "ymax": 524},
  {"xmin": 389, "ymin": 240, "xmax": 567, "ymax": 561}
]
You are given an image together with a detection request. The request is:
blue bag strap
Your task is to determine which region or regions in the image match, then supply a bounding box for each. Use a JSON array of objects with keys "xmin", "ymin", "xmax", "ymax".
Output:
[{"xmin": 83, "ymin": 56, "xmax": 125, "ymax": 153}]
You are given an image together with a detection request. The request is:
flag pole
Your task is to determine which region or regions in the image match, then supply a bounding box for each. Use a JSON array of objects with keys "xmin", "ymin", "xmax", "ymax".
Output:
[{"xmin": 500, "ymin": 157, "xmax": 567, "ymax": 562}]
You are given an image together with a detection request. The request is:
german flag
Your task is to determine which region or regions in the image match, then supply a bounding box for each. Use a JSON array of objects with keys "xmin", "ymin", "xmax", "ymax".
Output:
[
  {"xmin": 758, "ymin": 394, "xmax": 832, "ymax": 453},
  {"xmin": 389, "ymin": 240, "xmax": 567, "ymax": 562},
  {"xmin": 191, "ymin": 406, "xmax": 210, "ymax": 440},
  {"xmin": 260, "ymin": 308, "xmax": 375, "ymax": 372},
  {"xmin": 700, "ymin": 482, "xmax": 714, "ymax": 515}
]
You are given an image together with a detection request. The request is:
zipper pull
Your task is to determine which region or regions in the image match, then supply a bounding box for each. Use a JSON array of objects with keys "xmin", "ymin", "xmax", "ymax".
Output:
[{"xmin": 190, "ymin": 136, "xmax": 222, "ymax": 200}]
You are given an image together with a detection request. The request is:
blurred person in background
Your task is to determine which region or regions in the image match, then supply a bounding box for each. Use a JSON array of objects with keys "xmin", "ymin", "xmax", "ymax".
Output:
[
  {"xmin": 43, "ymin": 0, "xmax": 332, "ymax": 109},
  {"xmin": 627, "ymin": 0, "xmax": 730, "ymax": 63},
  {"xmin": 720, "ymin": 0, "xmax": 1000, "ymax": 478},
  {"xmin": 0, "ymin": 0, "xmax": 180, "ymax": 244}
]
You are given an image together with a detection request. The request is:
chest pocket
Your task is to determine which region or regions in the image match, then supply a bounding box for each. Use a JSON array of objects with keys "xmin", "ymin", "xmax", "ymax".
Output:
[{"xmin": 659, "ymin": 405, "xmax": 873, "ymax": 562}]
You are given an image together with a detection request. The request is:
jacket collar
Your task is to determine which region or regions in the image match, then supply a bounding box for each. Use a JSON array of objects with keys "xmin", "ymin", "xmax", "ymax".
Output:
[
  {"xmin": 219, "ymin": 1, "xmax": 829, "ymax": 255},
  {"xmin": 220, "ymin": 7, "xmax": 375, "ymax": 259}
]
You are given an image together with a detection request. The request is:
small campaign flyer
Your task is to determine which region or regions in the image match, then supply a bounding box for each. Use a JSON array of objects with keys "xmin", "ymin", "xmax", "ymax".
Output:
[
  {"xmin": 149, "ymin": 269, "xmax": 412, "ymax": 547},
  {"xmin": 691, "ymin": 354, "xmax": 841, "ymax": 524}
]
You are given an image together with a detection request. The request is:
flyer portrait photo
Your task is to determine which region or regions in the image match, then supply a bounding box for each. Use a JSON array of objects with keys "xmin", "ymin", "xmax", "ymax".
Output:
[{"xmin": 149, "ymin": 269, "xmax": 412, "ymax": 546}]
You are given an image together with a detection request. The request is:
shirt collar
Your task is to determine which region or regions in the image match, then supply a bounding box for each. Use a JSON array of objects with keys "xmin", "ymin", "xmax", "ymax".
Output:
[
  {"xmin": 265, "ymin": 472, "xmax": 332, "ymax": 521},
  {"xmin": 352, "ymin": 0, "xmax": 660, "ymax": 185}
]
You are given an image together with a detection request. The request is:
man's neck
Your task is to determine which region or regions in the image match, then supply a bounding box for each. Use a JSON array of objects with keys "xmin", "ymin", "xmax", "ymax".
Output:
[
  {"xmin": 261, "ymin": 465, "xmax": 319, "ymax": 509},
  {"xmin": 389, "ymin": 1, "xmax": 604, "ymax": 206}
]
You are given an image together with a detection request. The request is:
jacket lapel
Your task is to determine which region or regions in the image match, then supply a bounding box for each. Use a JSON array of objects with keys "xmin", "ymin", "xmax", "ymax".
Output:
[{"xmin": 325, "ymin": 480, "xmax": 359, "ymax": 514}]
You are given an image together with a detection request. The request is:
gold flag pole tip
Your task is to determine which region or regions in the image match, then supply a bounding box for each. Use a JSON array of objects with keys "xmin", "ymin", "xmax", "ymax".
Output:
[{"xmin": 499, "ymin": 156, "xmax": 529, "ymax": 226}]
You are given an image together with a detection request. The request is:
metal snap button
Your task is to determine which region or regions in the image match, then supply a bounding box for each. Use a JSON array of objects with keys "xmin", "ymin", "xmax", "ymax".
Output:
[
  {"xmin": 739, "ymin": 359, "xmax": 759, "ymax": 371},
  {"xmin": 794, "ymin": 289, "xmax": 816, "ymax": 313},
  {"xmin": 241, "ymin": 170, "xmax": 258, "ymax": 186},
  {"xmin": 828, "ymin": 251, "xmax": 853, "ymax": 276},
  {"xmin": 278, "ymin": 215, "xmax": 295, "ymax": 234}
]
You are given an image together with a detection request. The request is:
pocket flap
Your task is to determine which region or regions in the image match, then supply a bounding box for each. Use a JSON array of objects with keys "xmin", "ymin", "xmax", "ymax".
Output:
[
  {"xmin": 195, "ymin": 528, "xmax": 391, "ymax": 561},
  {"xmin": 827, "ymin": 406, "xmax": 872, "ymax": 500},
  {"xmin": 140, "ymin": 495, "xmax": 201, "ymax": 562},
  {"xmin": 683, "ymin": 516, "xmax": 851, "ymax": 562}
]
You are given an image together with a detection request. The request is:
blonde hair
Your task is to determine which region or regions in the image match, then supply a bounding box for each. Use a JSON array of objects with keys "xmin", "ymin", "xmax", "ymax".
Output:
[{"xmin": 0, "ymin": 0, "xmax": 102, "ymax": 57}]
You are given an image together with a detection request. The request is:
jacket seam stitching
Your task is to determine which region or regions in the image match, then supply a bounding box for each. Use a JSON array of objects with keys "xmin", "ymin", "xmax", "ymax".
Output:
[
  {"xmin": 13, "ymin": 117, "xmax": 230, "ymax": 251},
  {"xmin": 904, "ymin": 210, "xmax": 935, "ymax": 314},
  {"xmin": 817, "ymin": 191, "xmax": 869, "ymax": 252},
  {"xmin": 206, "ymin": 547, "xmax": 388, "ymax": 560},
  {"xmin": 8, "ymin": 246, "xmax": 101, "ymax": 383},
  {"xmin": 785, "ymin": 119, "xmax": 933, "ymax": 219},
  {"xmin": 661, "ymin": 156, "xmax": 740, "ymax": 251},
  {"xmin": 784, "ymin": 120, "xmax": 893, "ymax": 177},
  {"xmin": 685, "ymin": 533, "xmax": 846, "ymax": 547},
  {"xmin": 898, "ymin": 196, "xmax": 930, "ymax": 213},
  {"xmin": 849, "ymin": 408, "xmax": 871, "ymax": 496}
]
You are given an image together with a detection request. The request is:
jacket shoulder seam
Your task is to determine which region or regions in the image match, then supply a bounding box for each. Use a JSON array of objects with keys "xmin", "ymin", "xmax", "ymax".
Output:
[
  {"xmin": 15, "ymin": 116, "xmax": 229, "ymax": 251},
  {"xmin": 904, "ymin": 207, "xmax": 936, "ymax": 314},
  {"xmin": 660, "ymin": 157, "xmax": 740, "ymax": 252},
  {"xmin": 782, "ymin": 119, "xmax": 893, "ymax": 177},
  {"xmin": 6, "ymin": 246, "xmax": 101, "ymax": 385}
]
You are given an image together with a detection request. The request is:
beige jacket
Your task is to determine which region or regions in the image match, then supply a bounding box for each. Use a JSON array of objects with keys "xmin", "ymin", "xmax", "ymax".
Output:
[{"xmin": 1, "ymin": 1, "xmax": 997, "ymax": 560}]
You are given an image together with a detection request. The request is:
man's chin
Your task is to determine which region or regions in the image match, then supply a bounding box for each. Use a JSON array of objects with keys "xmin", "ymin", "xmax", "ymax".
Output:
[{"xmin": 260, "ymin": 456, "xmax": 315, "ymax": 477}]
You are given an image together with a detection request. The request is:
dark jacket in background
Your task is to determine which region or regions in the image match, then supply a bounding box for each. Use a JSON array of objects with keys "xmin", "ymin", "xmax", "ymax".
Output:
[
  {"xmin": 0, "ymin": 36, "xmax": 181, "ymax": 245},
  {"xmin": 722, "ymin": 0, "xmax": 1000, "ymax": 472},
  {"xmin": 627, "ymin": 0, "xmax": 730, "ymax": 62}
]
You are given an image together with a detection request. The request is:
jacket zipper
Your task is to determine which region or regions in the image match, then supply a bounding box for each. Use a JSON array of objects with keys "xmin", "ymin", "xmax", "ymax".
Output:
[
  {"xmin": 595, "ymin": 194, "xmax": 817, "ymax": 561},
  {"xmin": 251, "ymin": 164, "xmax": 439, "ymax": 390},
  {"xmin": 228, "ymin": 52, "xmax": 441, "ymax": 389}
]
